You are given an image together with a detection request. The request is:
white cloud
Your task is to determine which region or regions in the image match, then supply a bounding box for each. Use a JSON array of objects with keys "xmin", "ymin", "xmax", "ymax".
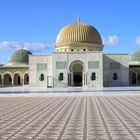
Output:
[
  {"xmin": 103, "ymin": 35, "xmax": 120, "ymax": 46},
  {"xmin": 0, "ymin": 41, "xmax": 53, "ymax": 52},
  {"xmin": 0, "ymin": 41, "xmax": 19, "ymax": 51},
  {"xmin": 136, "ymin": 36, "xmax": 140, "ymax": 45}
]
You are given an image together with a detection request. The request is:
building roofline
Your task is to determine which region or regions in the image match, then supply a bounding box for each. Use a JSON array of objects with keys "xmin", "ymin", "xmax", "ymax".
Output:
[
  {"xmin": 104, "ymin": 53, "xmax": 129, "ymax": 55},
  {"xmin": 29, "ymin": 54, "xmax": 53, "ymax": 57}
]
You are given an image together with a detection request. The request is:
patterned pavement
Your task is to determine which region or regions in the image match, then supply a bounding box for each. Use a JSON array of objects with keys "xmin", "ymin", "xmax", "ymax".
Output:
[{"xmin": 0, "ymin": 96, "xmax": 140, "ymax": 140}]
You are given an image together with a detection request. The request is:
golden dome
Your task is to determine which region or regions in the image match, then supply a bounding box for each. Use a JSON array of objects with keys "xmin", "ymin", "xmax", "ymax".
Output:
[{"xmin": 56, "ymin": 22, "xmax": 102, "ymax": 46}]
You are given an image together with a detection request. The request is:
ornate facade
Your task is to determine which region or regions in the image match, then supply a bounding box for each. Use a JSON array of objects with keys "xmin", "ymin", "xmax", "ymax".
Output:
[
  {"xmin": 0, "ymin": 19, "xmax": 140, "ymax": 88},
  {"xmin": 29, "ymin": 20, "xmax": 129, "ymax": 88},
  {"xmin": 0, "ymin": 49, "xmax": 31, "ymax": 86}
]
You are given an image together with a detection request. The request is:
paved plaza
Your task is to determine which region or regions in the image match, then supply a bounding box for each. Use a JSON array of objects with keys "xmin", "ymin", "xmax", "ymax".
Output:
[{"xmin": 0, "ymin": 93, "xmax": 140, "ymax": 139}]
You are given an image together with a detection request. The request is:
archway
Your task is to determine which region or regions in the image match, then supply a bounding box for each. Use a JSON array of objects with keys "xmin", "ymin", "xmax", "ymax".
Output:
[
  {"xmin": 69, "ymin": 60, "xmax": 86, "ymax": 87},
  {"xmin": 14, "ymin": 74, "xmax": 21, "ymax": 86},
  {"xmin": 3, "ymin": 74, "xmax": 12, "ymax": 86},
  {"xmin": 24, "ymin": 73, "xmax": 29, "ymax": 85},
  {"xmin": 73, "ymin": 63, "xmax": 83, "ymax": 86},
  {"xmin": 0, "ymin": 74, "xmax": 2, "ymax": 85}
]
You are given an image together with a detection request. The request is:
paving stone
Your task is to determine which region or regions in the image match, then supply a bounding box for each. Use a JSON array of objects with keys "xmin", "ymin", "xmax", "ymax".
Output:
[{"xmin": 0, "ymin": 96, "xmax": 140, "ymax": 139}]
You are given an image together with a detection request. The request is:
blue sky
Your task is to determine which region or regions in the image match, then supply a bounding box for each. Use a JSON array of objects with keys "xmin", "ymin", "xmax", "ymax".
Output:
[{"xmin": 0, "ymin": 0, "xmax": 140, "ymax": 63}]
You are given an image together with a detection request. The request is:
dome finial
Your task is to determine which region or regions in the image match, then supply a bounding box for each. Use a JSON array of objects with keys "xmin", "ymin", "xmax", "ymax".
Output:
[{"xmin": 77, "ymin": 14, "xmax": 80, "ymax": 22}]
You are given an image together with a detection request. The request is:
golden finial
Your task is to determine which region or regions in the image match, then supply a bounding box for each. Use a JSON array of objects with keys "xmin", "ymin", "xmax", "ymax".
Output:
[{"xmin": 77, "ymin": 14, "xmax": 80, "ymax": 22}]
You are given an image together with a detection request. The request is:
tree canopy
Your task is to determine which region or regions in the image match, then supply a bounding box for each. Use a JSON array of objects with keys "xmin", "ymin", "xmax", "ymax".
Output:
[{"xmin": 130, "ymin": 48, "xmax": 140, "ymax": 61}]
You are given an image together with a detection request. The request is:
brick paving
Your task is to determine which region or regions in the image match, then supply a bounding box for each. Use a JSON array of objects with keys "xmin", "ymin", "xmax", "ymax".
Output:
[{"xmin": 0, "ymin": 96, "xmax": 140, "ymax": 140}]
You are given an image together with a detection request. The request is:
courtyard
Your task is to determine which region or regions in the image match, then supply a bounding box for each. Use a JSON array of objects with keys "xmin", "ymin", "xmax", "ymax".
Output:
[{"xmin": 0, "ymin": 88, "xmax": 140, "ymax": 140}]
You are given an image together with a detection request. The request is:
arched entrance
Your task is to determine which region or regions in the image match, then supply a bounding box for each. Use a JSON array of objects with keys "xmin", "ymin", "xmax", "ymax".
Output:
[
  {"xmin": 69, "ymin": 60, "xmax": 86, "ymax": 87},
  {"xmin": 14, "ymin": 74, "xmax": 21, "ymax": 86},
  {"xmin": 24, "ymin": 73, "xmax": 29, "ymax": 85},
  {"xmin": 3, "ymin": 74, "xmax": 12, "ymax": 86},
  {"xmin": 73, "ymin": 63, "xmax": 83, "ymax": 86}
]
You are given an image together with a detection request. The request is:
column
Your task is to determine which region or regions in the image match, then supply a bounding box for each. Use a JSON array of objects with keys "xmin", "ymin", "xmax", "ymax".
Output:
[
  {"xmin": 83, "ymin": 73, "xmax": 85, "ymax": 86},
  {"xmin": 21, "ymin": 77, "xmax": 24, "ymax": 86},
  {"xmin": 71, "ymin": 72, "xmax": 73, "ymax": 86},
  {"xmin": 68, "ymin": 73, "xmax": 69, "ymax": 86},
  {"xmin": 85, "ymin": 73, "xmax": 87, "ymax": 85},
  {"xmin": 1, "ymin": 77, "xmax": 4, "ymax": 86},
  {"xmin": 70, "ymin": 73, "xmax": 72, "ymax": 86},
  {"xmin": 12, "ymin": 78, "xmax": 14, "ymax": 86},
  {"xmin": 83, "ymin": 72, "xmax": 87, "ymax": 86},
  {"xmin": 23, "ymin": 78, "xmax": 25, "ymax": 86}
]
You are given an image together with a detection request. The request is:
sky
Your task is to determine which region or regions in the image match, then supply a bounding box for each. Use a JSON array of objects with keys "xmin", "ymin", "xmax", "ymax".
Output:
[{"xmin": 0, "ymin": 0, "xmax": 140, "ymax": 63}]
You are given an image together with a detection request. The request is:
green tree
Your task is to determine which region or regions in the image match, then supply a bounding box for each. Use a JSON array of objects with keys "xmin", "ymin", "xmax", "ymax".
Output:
[{"xmin": 131, "ymin": 48, "xmax": 140, "ymax": 61}]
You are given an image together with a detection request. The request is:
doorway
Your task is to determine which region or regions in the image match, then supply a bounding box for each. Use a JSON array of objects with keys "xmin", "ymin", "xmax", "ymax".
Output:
[
  {"xmin": 24, "ymin": 73, "xmax": 29, "ymax": 85},
  {"xmin": 73, "ymin": 72, "xmax": 82, "ymax": 86},
  {"xmin": 14, "ymin": 74, "xmax": 21, "ymax": 86},
  {"xmin": 4, "ymin": 74, "xmax": 12, "ymax": 86},
  {"xmin": 73, "ymin": 63, "xmax": 83, "ymax": 86}
]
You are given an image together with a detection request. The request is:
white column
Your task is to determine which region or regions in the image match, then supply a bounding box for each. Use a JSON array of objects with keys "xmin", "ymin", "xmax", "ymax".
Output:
[
  {"xmin": 85, "ymin": 73, "xmax": 87, "ymax": 85},
  {"xmin": 12, "ymin": 78, "xmax": 14, "ymax": 86},
  {"xmin": 83, "ymin": 72, "xmax": 87, "ymax": 86},
  {"xmin": 1, "ymin": 77, "xmax": 3, "ymax": 85},
  {"xmin": 21, "ymin": 77, "xmax": 24, "ymax": 86},
  {"xmin": 70, "ymin": 73, "xmax": 72, "ymax": 86},
  {"xmin": 83, "ymin": 72, "xmax": 85, "ymax": 86},
  {"xmin": 22, "ymin": 76, "xmax": 25, "ymax": 86},
  {"xmin": 71, "ymin": 72, "xmax": 73, "ymax": 86},
  {"xmin": 68, "ymin": 73, "xmax": 70, "ymax": 86}
]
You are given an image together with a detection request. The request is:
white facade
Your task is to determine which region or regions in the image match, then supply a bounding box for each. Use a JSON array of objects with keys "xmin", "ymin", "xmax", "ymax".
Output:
[
  {"xmin": 103, "ymin": 54, "xmax": 129, "ymax": 87},
  {"xmin": 29, "ymin": 55, "xmax": 53, "ymax": 87},
  {"xmin": 29, "ymin": 51, "xmax": 104, "ymax": 88},
  {"xmin": 29, "ymin": 52, "xmax": 129, "ymax": 88},
  {"xmin": 28, "ymin": 20, "xmax": 129, "ymax": 88}
]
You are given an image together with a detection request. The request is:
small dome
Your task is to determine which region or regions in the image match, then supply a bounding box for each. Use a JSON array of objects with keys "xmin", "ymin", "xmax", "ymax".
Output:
[
  {"xmin": 10, "ymin": 49, "xmax": 32, "ymax": 64},
  {"xmin": 56, "ymin": 22, "xmax": 102, "ymax": 45}
]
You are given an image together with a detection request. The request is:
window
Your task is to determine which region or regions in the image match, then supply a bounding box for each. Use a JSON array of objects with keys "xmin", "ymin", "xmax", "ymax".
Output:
[
  {"xmin": 91, "ymin": 72, "xmax": 96, "ymax": 80},
  {"xmin": 56, "ymin": 61, "xmax": 67, "ymax": 69},
  {"xmin": 37, "ymin": 64, "xmax": 47, "ymax": 70},
  {"xmin": 113, "ymin": 73, "xmax": 118, "ymax": 80},
  {"xmin": 39, "ymin": 74, "xmax": 44, "ymax": 81},
  {"xmin": 58, "ymin": 73, "xmax": 64, "ymax": 81},
  {"xmin": 83, "ymin": 49, "xmax": 86, "ymax": 51},
  {"xmin": 110, "ymin": 62, "xmax": 120, "ymax": 69},
  {"xmin": 71, "ymin": 49, "xmax": 73, "ymax": 52},
  {"xmin": 88, "ymin": 61, "xmax": 99, "ymax": 69}
]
